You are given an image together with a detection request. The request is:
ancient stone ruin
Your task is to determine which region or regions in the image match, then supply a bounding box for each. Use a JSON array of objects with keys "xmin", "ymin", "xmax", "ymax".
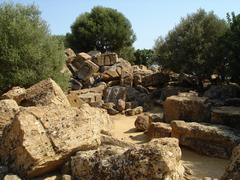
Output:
[{"xmin": 0, "ymin": 49, "xmax": 239, "ymax": 179}]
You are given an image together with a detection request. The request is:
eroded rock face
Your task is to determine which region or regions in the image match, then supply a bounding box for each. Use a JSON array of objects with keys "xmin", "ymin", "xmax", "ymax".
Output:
[
  {"xmin": 221, "ymin": 145, "xmax": 240, "ymax": 180},
  {"xmin": 0, "ymin": 104, "xmax": 112, "ymax": 178},
  {"xmin": 1, "ymin": 87, "xmax": 26, "ymax": 104},
  {"xmin": 20, "ymin": 78, "xmax": 70, "ymax": 107},
  {"xmin": 163, "ymin": 92, "xmax": 211, "ymax": 123},
  {"xmin": 211, "ymin": 106, "xmax": 240, "ymax": 130},
  {"xmin": 92, "ymin": 53, "xmax": 118, "ymax": 66},
  {"xmin": 71, "ymin": 138, "xmax": 185, "ymax": 180},
  {"xmin": 171, "ymin": 120, "xmax": 240, "ymax": 159},
  {"xmin": 147, "ymin": 122, "xmax": 172, "ymax": 139},
  {"xmin": 0, "ymin": 99, "xmax": 19, "ymax": 137}
]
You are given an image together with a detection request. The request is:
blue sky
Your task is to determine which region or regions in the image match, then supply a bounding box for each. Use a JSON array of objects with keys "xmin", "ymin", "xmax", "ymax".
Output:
[{"xmin": 2, "ymin": 0, "xmax": 240, "ymax": 49}]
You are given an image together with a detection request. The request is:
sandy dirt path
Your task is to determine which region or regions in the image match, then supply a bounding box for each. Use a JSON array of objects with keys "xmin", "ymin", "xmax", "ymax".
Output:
[{"xmin": 110, "ymin": 114, "xmax": 229, "ymax": 179}]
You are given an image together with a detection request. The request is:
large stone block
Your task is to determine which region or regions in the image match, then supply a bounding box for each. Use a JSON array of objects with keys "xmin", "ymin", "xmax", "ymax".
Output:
[
  {"xmin": 68, "ymin": 84, "xmax": 106, "ymax": 105},
  {"xmin": 204, "ymin": 83, "xmax": 240, "ymax": 100},
  {"xmin": 20, "ymin": 78, "xmax": 70, "ymax": 107},
  {"xmin": 76, "ymin": 52, "xmax": 91, "ymax": 61},
  {"xmin": 171, "ymin": 120, "xmax": 240, "ymax": 158},
  {"xmin": 92, "ymin": 53, "xmax": 118, "ymax": 66},
  {"xmin": 211, "ymin": 106, "xmax": 240, "ymax": 130},
  {"xmin": 163, "ymin": 92, "xmax": 211, "ymax": 123},
  {"xmin": 0, "ymin": 104, "xmax": 112, "ymax": 178},
  {"xmin": 221, "ymin": 145, "xmax": 240, "ymax": 180},
  {"xmin": 147, "ymin": 122, "xmax": 172, "ymax": 139},
  {"xmin": 142, "ymin": 72, "xmax": 170, "ymax": 87},
  {"xmin": 0, "ymin": 99, "xmax": 19, "ymax": 137},
  {"xmin": 71, "ymin": 59, "xmax": 99, "ymax": 80},
  {"xmin": 71, "ymin": 138, "xmax": 184, "ymax": 180},
  {"xmin": 103, "ymin": 86, "xmax": 126, "ymax": 104},
  {"xmin": 134, "ymin": 115, "xmax": 152, "ymax": 131}
]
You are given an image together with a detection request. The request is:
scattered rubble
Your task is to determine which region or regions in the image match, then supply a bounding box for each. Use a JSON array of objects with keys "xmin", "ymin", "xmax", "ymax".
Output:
[{"xmin": 0, "ymin": 48, "xmax": 240, "ymax": 179}]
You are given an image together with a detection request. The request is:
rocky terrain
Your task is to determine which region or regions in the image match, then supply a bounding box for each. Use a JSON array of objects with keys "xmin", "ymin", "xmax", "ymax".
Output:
[{"xmin": 0, "ymin": 49, "xmax": 239, "ymax": 179}]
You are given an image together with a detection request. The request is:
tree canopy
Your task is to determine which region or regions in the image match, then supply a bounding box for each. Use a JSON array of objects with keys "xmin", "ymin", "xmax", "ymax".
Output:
[
  {"xmin": 66, "ymin": 6, "xmax": 136, "ymax": 54},
  {"xmin": 134, "ymin": 49, "xmax": 154, "ymax": 66},
  {"xmin": 153, "ymin": 9, "xmax": 228, "ymax": 77},
  {"xmin": 0, "ymin": 3, "xmax": 69, "ymax": 93},
  {"xmin": 222, "ymin": 12, "xmax": 240, "ymax": 82}
]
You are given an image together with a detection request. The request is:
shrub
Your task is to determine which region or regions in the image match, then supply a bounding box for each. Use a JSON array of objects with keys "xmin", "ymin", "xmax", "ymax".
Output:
[{"xmin": 0, "ymin": 3, "xmax": 69, "ymax": 93}]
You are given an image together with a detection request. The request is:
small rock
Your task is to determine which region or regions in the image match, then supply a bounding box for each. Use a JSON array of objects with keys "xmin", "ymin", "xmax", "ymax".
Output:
[
  {"xmin": 3, "ymin": 174, "xmax": 21, "ymax": 180},
  {"xmin": 134, "ymin": 115, "xmax": 151, "ymax": 131},
  {"xmin": 61, "ymin": 174, "xmax": 72, "ymax": 180},
  {"xmin": 116, "ymin": 99, "xmax": 125, "ymax": 112},
  {"xmin": 125, "ymin": 106, "xmax": 143, "ymax": 116}
]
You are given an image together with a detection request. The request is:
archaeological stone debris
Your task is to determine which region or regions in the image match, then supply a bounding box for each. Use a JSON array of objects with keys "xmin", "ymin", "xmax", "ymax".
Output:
[{"xmin": 0, "ymin": 48, "xmax": 240, "ymax": 179}]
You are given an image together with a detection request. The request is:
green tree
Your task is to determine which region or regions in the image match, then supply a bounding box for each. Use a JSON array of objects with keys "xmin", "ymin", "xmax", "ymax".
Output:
[
  {"xmin": 0, "ymin": 3, "xmax": 69, "ymax": 93},
  {"xmin": 66, "ymin": 6, "xmax": 136, "ymax": 54},
  {"xmin": 154, "ymin": 9, "xmax": 228, "ymax": 77},
  {"xmin": 134, "ymin": 49, "xmax": 154, "ymax": 65},
  {"xmin": 222, "ymin": 12, "xmax": 240, "ymax": 82}
]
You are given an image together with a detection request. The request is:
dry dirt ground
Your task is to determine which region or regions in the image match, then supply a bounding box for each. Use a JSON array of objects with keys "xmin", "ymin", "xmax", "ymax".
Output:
[{"xmin": 110, "ymin": 114, "xmax": 229, "ymax": 179}]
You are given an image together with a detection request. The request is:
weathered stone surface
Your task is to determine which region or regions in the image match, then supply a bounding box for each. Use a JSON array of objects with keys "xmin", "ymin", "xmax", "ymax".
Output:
[
  {"xmin": 92, "ymin": 53, "xmax": 118, "ymax": 66},
  {"xmin": 103, "ymin": 86, "xmax": 126, "ymax": 104},
  {"xmin": 163, "ymin": 92, "xmax": 211, "ymax": 123},
  {"xmin": 211, "ymin": 106, "xmax": 240, "ymax": 130},
  {"xmin": 132, "ymin": 65, "xmax": 153, "ymax": 86},
  {"xmin": 125, "ymin": 106, "xmax": 143, "ymax": 116},
  {"xmin": 126, "ymin": 87, "xmax": 149, "ymax": 106},
  {"xmin": 69, "ymin": 84, "xmax": 106, "ymax": 106},
  {"xmin": 61, "ymin": 174, "xmax": 72, "ymax": 180},
  {"xmin": 134, "ymin": 115, "xmax": 151, "ymax": 131},
  {"xmin": 87, "ymin": 50, "xmax": 101, "ymax": 58},
  {"xmin": 0, "ymin": 99, "xmax": 19, "ymax": 137},
  {"xmin": 3, "ymin": 174, "xmax": 21, "ymax": 180},
  {"xmin": 20, "ymin": 78, "xmax": 70, "ymax": 107},
  {"xmin": 171, "ymin": 120, "xmax": 240, "ymax": 158},
  {"xmin": 101, "ymin": 58, "xmax": 132, "ymax": 85},
  {"xmin": 204, "ymin": 83, "xmax": 240, "ymax": 100},
  {"xmin": 151, "ymin": 113, "xmax": 164, "ymax": 122},
  {"xmin": 65, "ymin": 48, "xmax": 76, "ymax": 63},
  {"xmin": 76, "ymin": 52, "xmax": 91, "ymax": 61},
  {"xmin": 67, "ymin": 93, "xmax": 86, "ymax": 108},
  {"xmin": 160, "ymin": 86, "xmax": 188, "ymax": 101},
  {"xmin": 1, "ymin": 86, "xmax": 26, "ymax": 104},
  {"xmin": 0, "ymin": 104, "xmax": 112, "ymax": 178},
  {"xmin": 147, "ymin": 122, "xmax": 172, "ymax": 139},
  {"xmin": 71, "ymin": 59, "xmax": 99, "ymax": 80},
  {"xmin": 221, "ymin": 145, "xmax": 240, "ymax": 180},
  {"xmin": 142, "ymin": 72, "xmax": 170, "ymax": 87},
  {"xmin": 71, "ymin": 138, "xmax": 184, "ymax": 180},
  {"xmin": 178, "ymin": 73, "xmax": 200, "ymax": 88}
]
